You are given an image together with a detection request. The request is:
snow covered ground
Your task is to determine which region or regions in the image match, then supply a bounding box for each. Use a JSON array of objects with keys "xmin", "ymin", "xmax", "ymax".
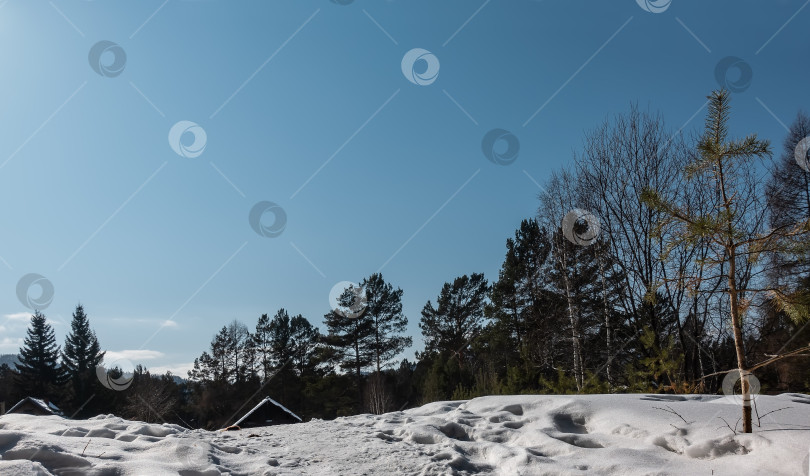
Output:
[{"xmin": 1, "ymin": 393, "xmax": 808, "ymax": 475}]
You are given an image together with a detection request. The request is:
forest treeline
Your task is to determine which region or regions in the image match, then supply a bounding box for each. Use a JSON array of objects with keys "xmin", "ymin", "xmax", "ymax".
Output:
[{"xmin": 2, "ymin": 90, "xmax": 809, "ymax": 430}]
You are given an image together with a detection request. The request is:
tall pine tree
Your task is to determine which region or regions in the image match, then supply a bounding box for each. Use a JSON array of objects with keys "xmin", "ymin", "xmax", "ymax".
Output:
[
  {"xmin": 263, "ymin": 309, "xmax": 319, "ymax": 404},
  {"xmin": 323, "ymin": 283, "xmax": 376, "ymax": 411},
  {"xmin": 253, "ymin": 313, "xmax": 273, "ymax": 382},
  {"xmin": 420, "ymin": 273, "xmax": 489, "ymax": 368},
  {"xmin": 487, "ymin": 220, "xmax": 558, "ymax": 372},
  {"xmin": 289, "ymin": 314, "xmax": 320, "ymax": 377},
  {"xmin": 362, "ymin": 274, "xmax": 412, "ymax": 376},
  {"xmin": 16, "ymin": 310, "xmax": 65, "ymax": 400},
  {"xmin": 62, "ymin": 304, "xmax": 105, "ymax": 413}
]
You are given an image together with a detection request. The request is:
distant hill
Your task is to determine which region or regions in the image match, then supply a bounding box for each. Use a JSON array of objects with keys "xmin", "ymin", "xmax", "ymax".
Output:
[
  {"xmin": 0, "ymin": 354, "xmax": 20, "ymax": 369},
  {"xmin": 0, "ymin": 354, "xmax": 186, "ymax": 384}
]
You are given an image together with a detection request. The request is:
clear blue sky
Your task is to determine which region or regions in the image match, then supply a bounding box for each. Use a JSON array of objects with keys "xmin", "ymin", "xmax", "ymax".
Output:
[{"xmin": 1, "ymin": 0, "xmax": 807, "ymax": 375}]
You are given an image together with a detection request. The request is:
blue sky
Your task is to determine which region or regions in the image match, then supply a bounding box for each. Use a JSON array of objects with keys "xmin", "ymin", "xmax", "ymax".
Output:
[{"xmin": 0, "ymin": 0, "xmax": 808, "ymax": 375}]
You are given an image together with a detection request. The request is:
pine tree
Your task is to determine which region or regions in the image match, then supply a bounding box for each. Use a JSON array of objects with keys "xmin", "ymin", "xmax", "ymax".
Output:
[
  {"xmin": 0, "ymin": 362, "xmax": 20, "ymax": 406},
  {"xmin": 225, "ymin": 320, "xmax": 251, "ymax": 384},
  {"xmin": 62, "ymin": 304, "xmax": 105, "ymax": 412},
  {"xmin": 420, "ymin": 273, "xmax": 489, "ymax": 368},
  {"xmin": 643, "ymin": 90, "xmax": 810, "ymax": 433},
  {"xmin": 487, "ymin": 220, "xmax": 559, "ymax": 374},
  {"xmin": 323, "ymin": 284, "xmax": 375, "ymax": 411},
  {"xmin": 189, "ymin": 325, "xmax": 231, "ymax": 383},
  {"xmin": 204, "ymin": 321, "xmax": 253, "ymax": 385},
  {"xmin": 269, "ymin": 309, "xmax": 294, "ymax": 371},
  {"xmin": 264, "ymin": 309, "xmax": 317, "ymax": 403},
  {"xmin": 16, "ymin": 311, "xmax": 65, "ymax": 399},
  {"xmin": 253, "ymin": 313, "xmax": 273, "ymax": 382},
  {"xmin": 361, "ymin": 274, "xmax": 412, "ymax": 376},
  {"xmin": 765, "ymin": 111, "xmax": 810, "ymax": 283},
  {"xmin": 188, "ymin": 350, "xmax": 217, "ymax": 382},
  {"xmin": 212, "ymin": 325, "xmax": 232, "ymax": 382},
  {"xmin": 289, "ymin": 314, "xmax": 320, "ymax": 377}
]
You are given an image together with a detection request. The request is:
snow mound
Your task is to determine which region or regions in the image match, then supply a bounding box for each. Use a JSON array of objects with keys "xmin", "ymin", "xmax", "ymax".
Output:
[{"xmin": 0, "ymin": 394, "xmax": 806, "ymax": 475}]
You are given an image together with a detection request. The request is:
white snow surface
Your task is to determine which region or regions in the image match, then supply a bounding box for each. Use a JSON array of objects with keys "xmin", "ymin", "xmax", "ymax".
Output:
[{"xmin": 1, "ymin": 393, "xmax": 807, "ymax": 475}]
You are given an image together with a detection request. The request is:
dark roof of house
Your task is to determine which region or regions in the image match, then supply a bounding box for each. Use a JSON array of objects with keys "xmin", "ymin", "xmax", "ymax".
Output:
[
  {"xmin": 6, "ymin": 397, "xmax": 64, "ymax": 416},
  {"xmin": 232, "ymin": 397, "xmax": 302, "ymax": 427}
]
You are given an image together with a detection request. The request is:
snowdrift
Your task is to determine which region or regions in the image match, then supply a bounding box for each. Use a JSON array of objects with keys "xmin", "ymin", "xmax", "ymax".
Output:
[{"xmin": 0, "ymin": 393, "xmax": 807, "ymax": 475}]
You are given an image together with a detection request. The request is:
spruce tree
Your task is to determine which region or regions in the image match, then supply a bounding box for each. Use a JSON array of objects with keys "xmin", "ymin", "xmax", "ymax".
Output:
[
  {"xmin": 16, "ymin": 310, "xmax": 65, "ymax": 399},
  {"xmin": 62, "ymin": 304, "xmax": 105, "ymax": 411}
]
